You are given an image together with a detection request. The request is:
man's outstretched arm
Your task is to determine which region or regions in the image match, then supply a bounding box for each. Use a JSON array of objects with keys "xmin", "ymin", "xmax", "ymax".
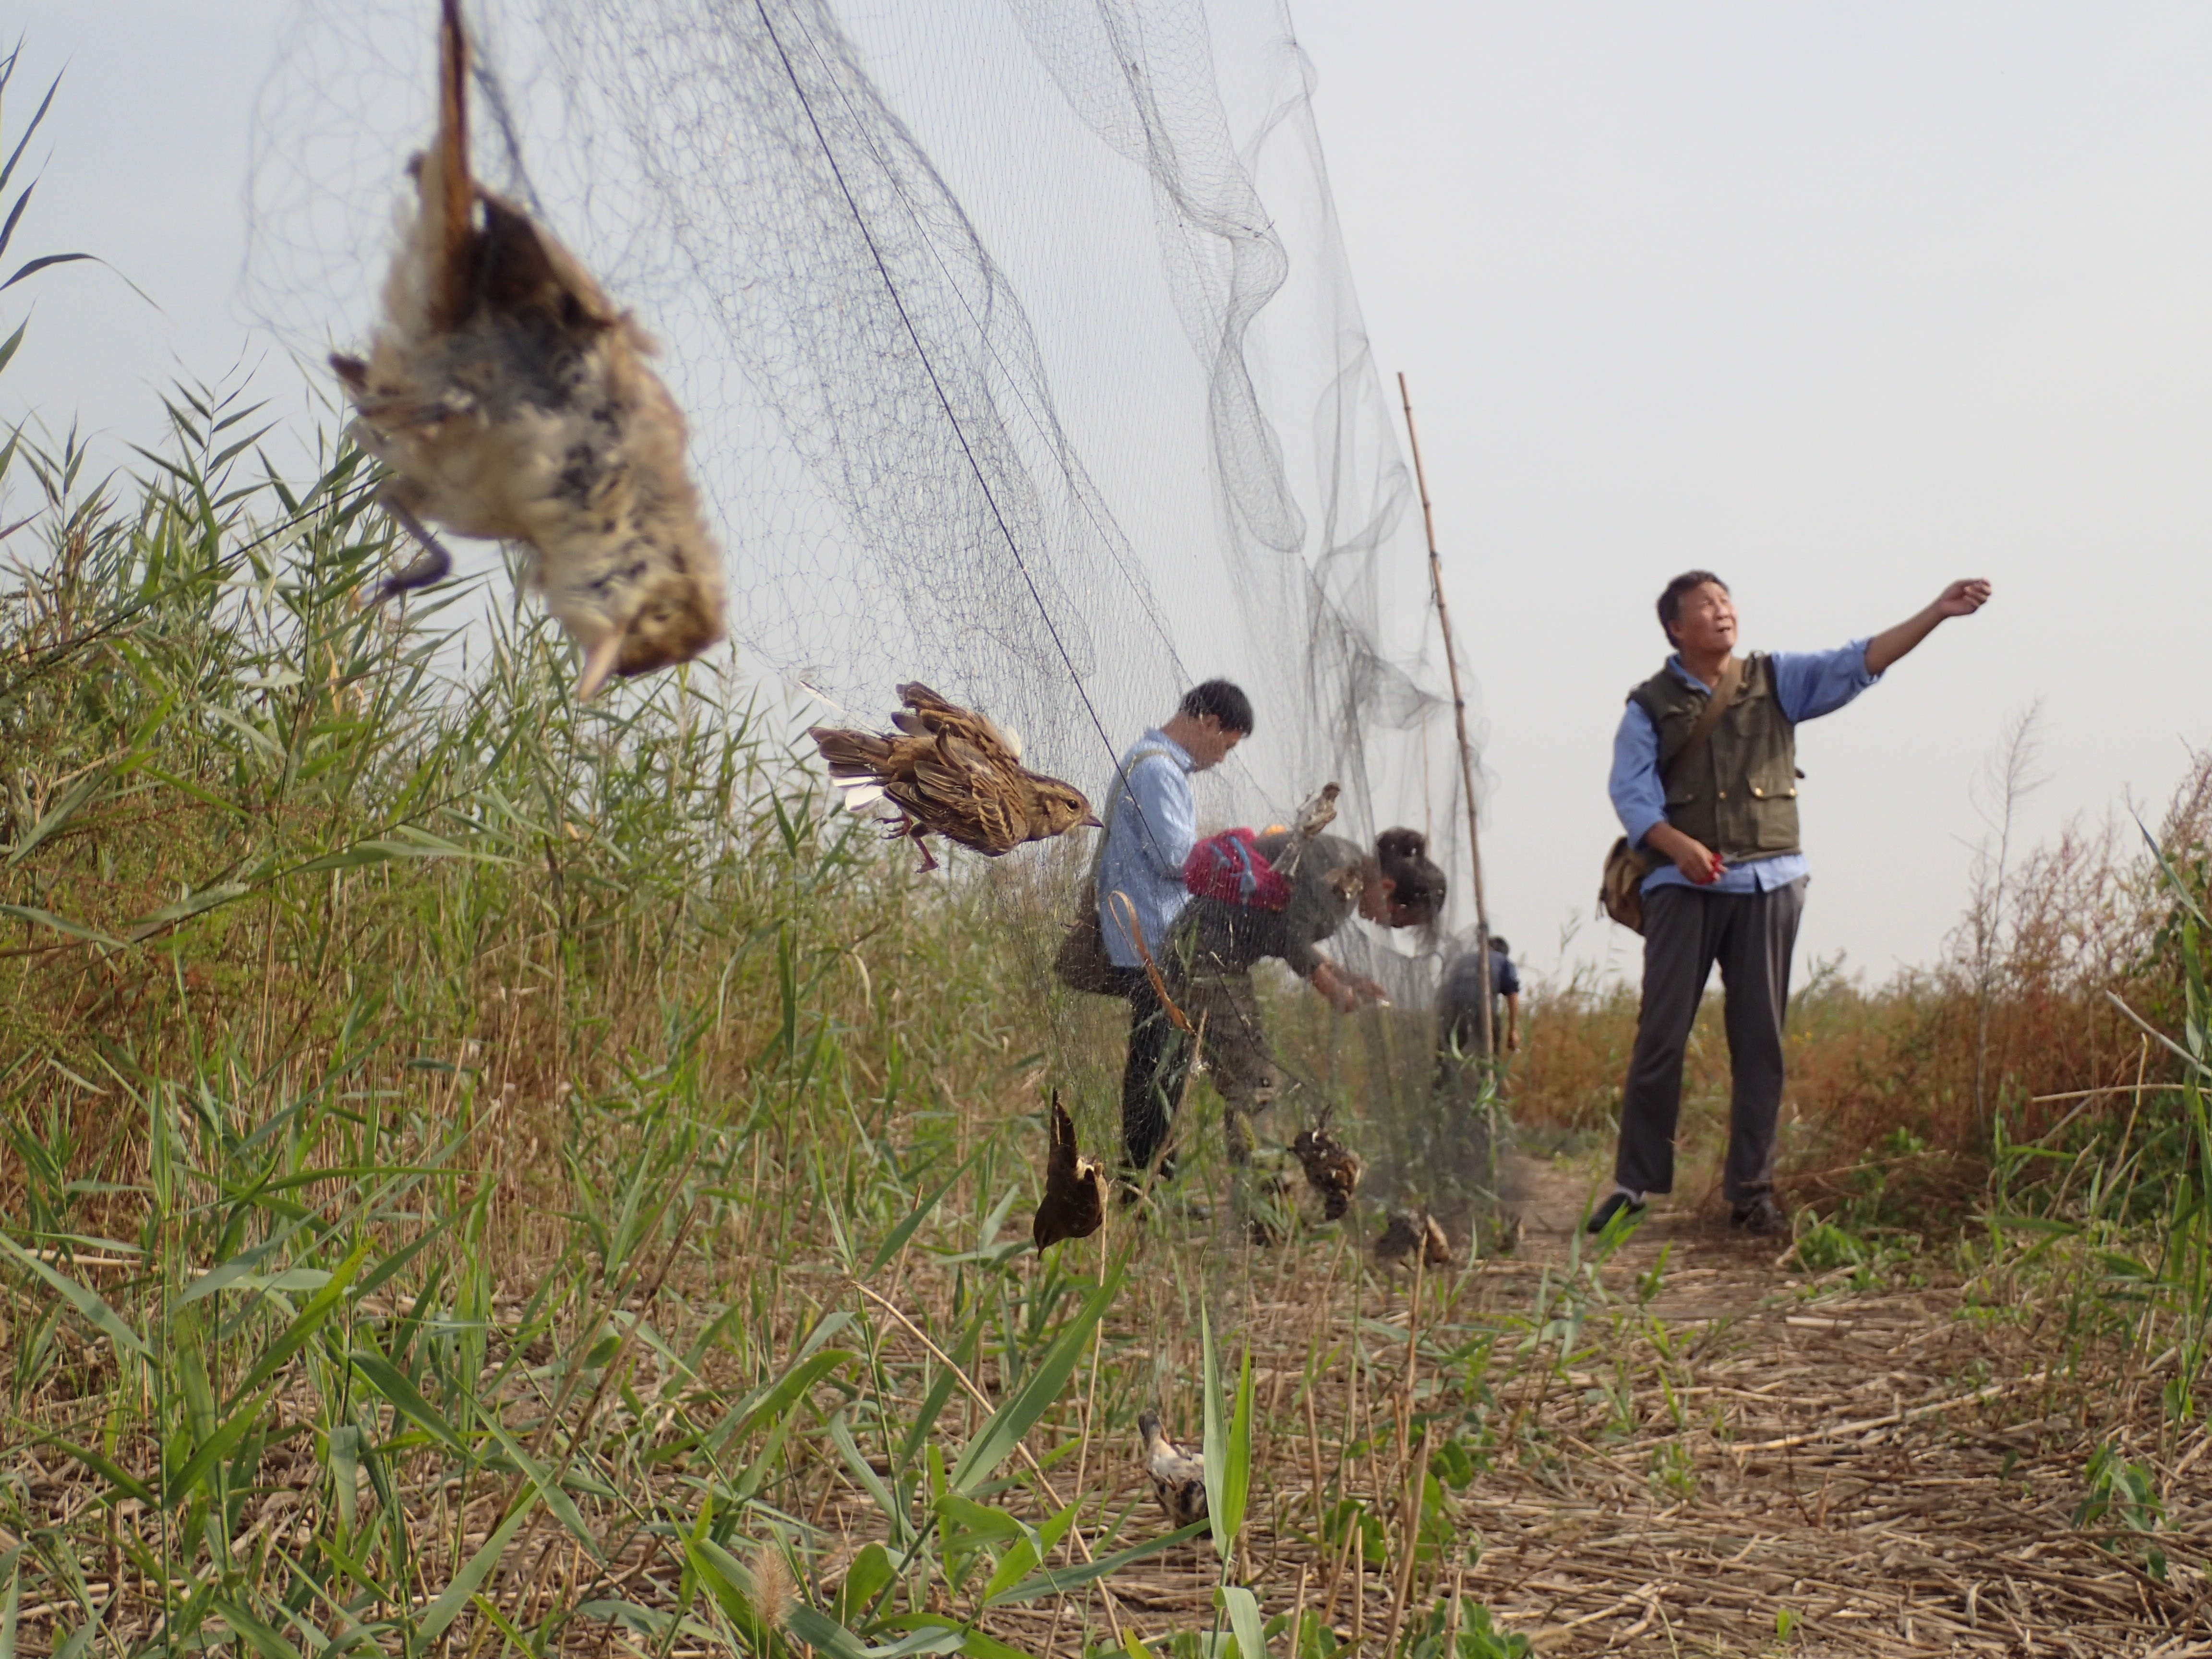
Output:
[{"xmin": 1864, "ymin": 579, "xmax": 1992, "ymax": 675}]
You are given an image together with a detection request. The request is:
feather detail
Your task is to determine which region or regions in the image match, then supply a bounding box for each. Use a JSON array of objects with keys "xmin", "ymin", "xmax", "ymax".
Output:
[
  {"xmin": 333, "ymin": 0, "xmax": 725, "ymax": 694},
  {"xmin": 805, "ymin": 685, "xmax": 1096, "ymax": 870}
]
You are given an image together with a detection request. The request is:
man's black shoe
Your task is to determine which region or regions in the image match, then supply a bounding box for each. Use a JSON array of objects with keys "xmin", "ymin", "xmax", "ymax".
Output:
[
  {"xmin": 1586, "ymin": 1190, "xmax": 1646, "ymax": 1235},
  {"xmin": 1731, "ymin": 1194, "xmax": 1785, "ymax": 1236}
]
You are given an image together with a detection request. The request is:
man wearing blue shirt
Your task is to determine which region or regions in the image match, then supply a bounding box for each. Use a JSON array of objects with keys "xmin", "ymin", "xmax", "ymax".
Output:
[
  {"xmin": 1099, "ymin": 679, "xmax": 1254, "ymax": 1175},
  {"xmin": 1591, "ymin": 572, "xmax": 1991, "ymax": 1236}
]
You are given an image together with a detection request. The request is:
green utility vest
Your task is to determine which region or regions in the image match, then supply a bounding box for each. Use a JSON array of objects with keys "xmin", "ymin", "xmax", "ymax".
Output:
[{"xmin": 1628, "ymin": 653, "xmax": 1802, "ymax": 860}]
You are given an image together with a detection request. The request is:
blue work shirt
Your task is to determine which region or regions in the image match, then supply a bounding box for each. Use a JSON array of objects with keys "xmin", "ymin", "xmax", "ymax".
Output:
[
  {"xmin": 1097, "ymin": 729, "xmax": 1196, "ymax": 968},
  {"xmin": 1610, "ymin": 641, "xmax": 1880, "ymax": 895}
]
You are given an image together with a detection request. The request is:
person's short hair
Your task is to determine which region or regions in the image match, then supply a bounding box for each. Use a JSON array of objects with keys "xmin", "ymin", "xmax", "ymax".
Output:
[
  {"xmin": 1487, "ymin": 934, "xmax": 1510, "ymax": 957},
  {"xmin": 1656, "ymin": 570, "xmax": 1729, "ymax": 644},
  {"xmin": 1374, "ymin": 827, "xmax": 1447, "ymax": 924},
  {"xmin": 1179, "ymin": 678, "xmax": 1254, "ymax": 735}
]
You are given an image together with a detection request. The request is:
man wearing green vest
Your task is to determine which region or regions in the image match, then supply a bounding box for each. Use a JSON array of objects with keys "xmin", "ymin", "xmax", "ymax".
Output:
[{"xmin": 1592, "ymin": 571, "xmax": 1993, "ymax": 1236}]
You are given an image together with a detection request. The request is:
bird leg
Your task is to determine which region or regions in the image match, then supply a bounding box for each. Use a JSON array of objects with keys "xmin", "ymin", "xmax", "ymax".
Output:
[
  {"xmin": 375, "ymin": 494, "xmax": 457, "ymax": 601},
  {"xmin": 906, "ymin": 822, "xmax": 939, "ymax": 873}
]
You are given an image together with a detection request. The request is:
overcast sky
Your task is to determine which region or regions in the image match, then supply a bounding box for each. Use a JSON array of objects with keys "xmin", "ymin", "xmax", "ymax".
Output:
[{"xmin": 10, "ymin": 2, "xmax": 2212, "ymax": 985}]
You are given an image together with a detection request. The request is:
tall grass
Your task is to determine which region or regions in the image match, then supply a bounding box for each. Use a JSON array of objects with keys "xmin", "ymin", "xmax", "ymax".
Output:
[{"xmin": 0, "ymin": 374, "xmax": 1569, "ymax": 1656}]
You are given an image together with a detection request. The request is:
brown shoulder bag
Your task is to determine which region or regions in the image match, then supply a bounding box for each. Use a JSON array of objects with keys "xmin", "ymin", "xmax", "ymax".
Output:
[{"xmin": 1597, "ymin": 655, "xmax": 1742, "ymax": 935}]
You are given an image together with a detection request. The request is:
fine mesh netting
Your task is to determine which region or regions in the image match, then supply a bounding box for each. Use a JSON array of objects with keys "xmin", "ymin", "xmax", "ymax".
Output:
[{"xmin": 245, "ymin": 0, "xmax": 1503, "ymax": 1235}]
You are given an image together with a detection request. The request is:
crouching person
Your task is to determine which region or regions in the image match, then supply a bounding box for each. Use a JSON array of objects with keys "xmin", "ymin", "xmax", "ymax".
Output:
[{"xmin": 1132, "ymin": 828, "xmax": 1447, "ymax": 1173}]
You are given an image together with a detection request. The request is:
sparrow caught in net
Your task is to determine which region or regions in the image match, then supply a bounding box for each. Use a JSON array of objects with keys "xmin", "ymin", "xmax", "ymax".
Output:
[
  {"xmin": 1136, "ymin": 1410, "xmax": 1208, "ymax": 1530},
  {"xmin": 1032, "ymin": 1093, "xmax": 1106, "ymax": 1251},
  {"xmin": 1289, "ymin": 1111, "xmax": 1361, "ymax": 1222},
  {"xmin": 330, "ymin": 0, "xmax": 726, "ymax": 699},
  {"xmin": 1374, "ymin": 1210, "xmax": 1453, "ymax": 1269},
  {"xmin": 809, "ymin": 682, "xmax": 1099, "ymax": 872}
]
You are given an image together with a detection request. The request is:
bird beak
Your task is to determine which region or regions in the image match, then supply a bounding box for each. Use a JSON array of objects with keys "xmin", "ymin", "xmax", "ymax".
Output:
[
  {"xmin": 576, "ymin": 634, "xmax": 624, "ymax": 701},
  {"xmin": 1082, "ymin": 812, "xmax": 1104, "ymax": 829}
]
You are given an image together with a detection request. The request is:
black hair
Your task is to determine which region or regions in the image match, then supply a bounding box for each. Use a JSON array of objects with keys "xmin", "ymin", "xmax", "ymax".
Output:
[
  {"xmin": 1656, "ymin": 570, "xmax": 1729, "ymax": 643},
  {"xmin": 1179, "ymin": 678, "xmax": 1254, "ymax": 735},
  {"xmin": 1487, "ymin": 934, "xmax": 1510, "ymax": 957},
  {"xmin": 1374, "ymin": 827, "xmax": 1447, "ymax": 925}
]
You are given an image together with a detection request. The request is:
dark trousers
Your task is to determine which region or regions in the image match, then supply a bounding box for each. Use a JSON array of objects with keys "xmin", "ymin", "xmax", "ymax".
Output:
[
  {"xmin": 1615, "ymin": 877, "xmax": 1806, "ymax": 1204},
  {"xmin": 1119, "ymin": 969, "xmax": 1284, "ymax": 1173},
  {"xmin": 1119, "ymin": 970, "xmax": 1180, "ymax": 1174}
]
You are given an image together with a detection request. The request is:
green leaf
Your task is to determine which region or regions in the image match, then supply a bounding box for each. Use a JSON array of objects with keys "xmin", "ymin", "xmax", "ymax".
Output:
[
  {"xmin": 834, "ymin": 1541, "xmax": 896, "ymax": 1627},
  {"xmin": 4, "ymin": 765, "xmax": 108, "ymax": 867},
  {"xmin": 230, "ymin": 1243, "xmax": 370, "ymax": 1403},
  {"xmin": 933, "ymin": 1491, "xmax": 1027, "ymax": 1552},
  {"xmin": 212, "ymin": 1596, "xmax": 303, "ymax": 1659},
  {"xmin": 125, "ymin": 879, "xmax": 254, "ymax": 938},
  {"xmin": 992, "ymin": 1521, "xmax": 1208, "ymax": 1604},
  {"xmin": 417, "ymin": 1499, "xmax": 534, "ymax": 1641},
  {"xmin": 0, "ymin": 1232, "xmax": 146, "ymax": 1358},
  {"xmin": 731, "ymin": 1346, "xmax": 854, "ymax": 1442},
  {"xmin": 349, "ymin": 1349, "xmax": 465, "ymax": 1452},
  {"xmin": 35, "ymin": 1436, "xmax": 154, "ymax": 1506},
  {"xmin": 1202, "ymin": 1308, "xmax": 1227, "ymax": 1553},
  {"xmin": 164, "ymin": 1396, "xmax": 265, "ymax": 1508},
  {"xmin": 0, "ymin": 1547, "xmax": 22, "ymax": 1659},
  {"xmin": 866, "ymin": 1142, "xmax": 987, "ymax": 1277},
  {"xmin": 829, "ymin": 1413, "xmax": 904, "ymax": 1539},
  {"xmin": 1220, "ymin": 1585, "xmax": 1266, "ymax": 1659},
  {"xmin": 479, "ymin": 1413, "xmax": 602, "ymax": 1562},
  {"xmin": 950, "ymin": 1265, "xmax": 1121, "ymax": 1496},
  {"xmin": 981, "ymin": 1500, "xmax": 1074, "ymax": 1606},
  {"xmin": 1221, "ymin": 1346, "xmax": 1254, "ymax": 1548},
  {"xmin": 0, "ymin": 903, "xmax": 123, "ymax": 948}
]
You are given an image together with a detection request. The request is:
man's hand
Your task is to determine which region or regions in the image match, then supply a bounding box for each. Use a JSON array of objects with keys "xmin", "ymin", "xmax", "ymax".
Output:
[
  {"xmin": 1933, "ymin": 578, "xmax": 1992, "ymax": 619},
  {"xmin": 1866, "ymin": 578, "xmax": 1993, "ymax": 673},
  {"xmin": 1646, "ymin": 822, "xmax": 1724, "ymax": 886},
  {"xmin": 1505, "ymin": 1026, "xmax": 1522, "ymax": 1054}
]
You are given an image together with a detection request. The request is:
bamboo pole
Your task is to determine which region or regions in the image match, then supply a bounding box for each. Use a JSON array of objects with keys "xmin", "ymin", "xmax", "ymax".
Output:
[{"xmin": 1396, "ymin": 372, "xmax": 1493, "ymax": 1060}]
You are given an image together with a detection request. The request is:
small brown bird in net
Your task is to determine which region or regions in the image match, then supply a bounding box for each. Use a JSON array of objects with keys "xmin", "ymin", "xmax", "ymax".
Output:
[
  {"xmin": 1374, "ymin": 1211, "xmax": 1453, "ymax": 1270},
  {"xmin": 1032, "ymin": 1093, "xmax": 1106, "ymax": 1252},
  {"xmin": 809, "ymin": 682, "xmax": 1099, "ymax": 872},
  {"xmin": 331, "ymin": 0, "xmax": 726, "ymax": 700},
  {"xmin": 1289, "ymin": 1111, "xmax": 1361, "ymax": 1221},
  {"xmin": 1136, "ymin": 1410, "xmax": 1208, "ymax": 1530}
]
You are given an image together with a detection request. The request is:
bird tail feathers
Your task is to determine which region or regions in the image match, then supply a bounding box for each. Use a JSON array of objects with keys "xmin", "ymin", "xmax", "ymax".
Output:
[
  {"xmin": 428, "ymin": 0, "xmax": 475, "ymax": 330},
  {"xmin": 807, "ymin": 727, "xmax": 894, "ymax": 779}
]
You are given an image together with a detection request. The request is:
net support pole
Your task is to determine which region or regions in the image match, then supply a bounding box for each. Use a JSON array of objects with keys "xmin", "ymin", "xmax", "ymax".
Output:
[{"xmin": 1396, "ymin": 372, "xmax": 1493, "ymax": 1060}]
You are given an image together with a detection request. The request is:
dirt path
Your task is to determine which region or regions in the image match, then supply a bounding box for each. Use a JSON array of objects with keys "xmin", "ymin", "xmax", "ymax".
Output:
[{"xmin": 1430, "ymin": 1156, "xmax": 2211, "ymax": 1656}]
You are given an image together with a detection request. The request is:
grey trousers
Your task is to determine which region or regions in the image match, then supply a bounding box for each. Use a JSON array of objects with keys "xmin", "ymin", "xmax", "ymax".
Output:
[{"xmin": 1615, "ymin": 876, "xmax": 1806, "ymax": 1204}]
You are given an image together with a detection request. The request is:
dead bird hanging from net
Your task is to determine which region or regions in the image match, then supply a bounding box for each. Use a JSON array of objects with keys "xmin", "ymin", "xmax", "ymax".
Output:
[
  {"xmin": 1290, "ymin": 1108, "xmax": 1361, "ymax": 1222},
  {"xmin": 1136, "ymin": 1411, "xmax": 1208, "ymax": 1531},
  {"xmin": 808, "ymin": 681, "xmax": 1098, "ymax": 872},
  {"xmin": 1374, "ymin": 1210, "xmax": 1453, "ymax": 1270},
  {"xmin": 329, "ymin": 0, "xmax": 726, "ymax": 699},
  {"xmin": 1032, "ymin": 1093, "xmax": 1105, "ymax": 1252}
]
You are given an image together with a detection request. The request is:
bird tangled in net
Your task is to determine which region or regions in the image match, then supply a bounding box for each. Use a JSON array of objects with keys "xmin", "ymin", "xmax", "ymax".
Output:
[{"xmin": 331, "ymin": 0, "xmax": 726, "ymax": 697}]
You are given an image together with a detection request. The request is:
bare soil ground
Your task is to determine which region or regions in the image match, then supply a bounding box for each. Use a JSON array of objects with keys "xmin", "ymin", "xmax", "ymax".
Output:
[{"xmin": 1277, "ymin": 1157, "xmax": 2210, "ymax": 1657}]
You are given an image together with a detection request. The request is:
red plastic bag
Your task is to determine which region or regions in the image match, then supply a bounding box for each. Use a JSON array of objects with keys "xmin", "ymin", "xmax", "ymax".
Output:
[{"xmin": 1183, "ymin": 828, "xmax": 1292, "ymax": 910}]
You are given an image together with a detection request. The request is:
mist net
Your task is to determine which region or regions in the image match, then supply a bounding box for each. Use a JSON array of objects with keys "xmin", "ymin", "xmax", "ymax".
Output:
[{"xmin": 247, "ymin": 0, "xmax": 1503, "ymax": 1241}]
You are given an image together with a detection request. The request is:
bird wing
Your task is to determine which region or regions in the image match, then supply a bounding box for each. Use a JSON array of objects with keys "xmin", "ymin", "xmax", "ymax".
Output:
[
  {"xmin": 897, "ymin": 682, "xmax": 1021, "ymax": 765},
  {"xmin": 910, "ymin": 737, "xmax": 1024, "ymax": 854}
]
